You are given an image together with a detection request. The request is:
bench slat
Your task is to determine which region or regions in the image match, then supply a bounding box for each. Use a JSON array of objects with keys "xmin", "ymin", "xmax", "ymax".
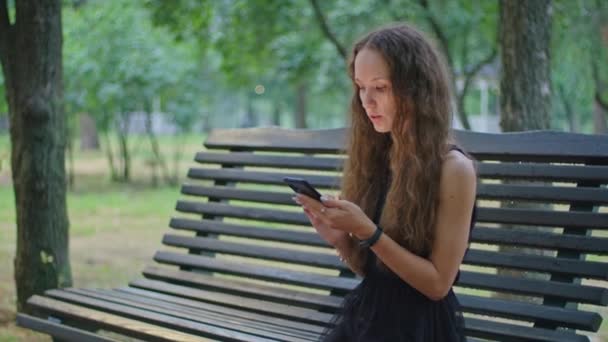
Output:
[
  {"xmin": 457, "ymin": 271, "xmax": 608, "ymax": 306},
  {"xmin": 171, "ymin": 217, "xmax": 608, "ymax": 256},
  {"xmin": 154, "ymin": 251, "xmax": 356, "ymax": 291},
  {"xmin": 477, "ymin": 183, "xmax": 608, "ymax": 204},
  {"xmin": 458, "ymin": 294, "xmax": 602, "ymax": 331},
  {"xmin": 194, "ymin": 151, "xmax": 608, "ymax": 183},
  {"xmin": 473, "ymin": 227, "xmax": 608, "ymax": 255},
  {"xmin": 163, "ymin": 233, "xmax": 608, "ymax": 280},
  {"xmin": 465, "ymin": 249, "xmax": 608, "ymax": 280},
  {"xmin": 151, "ymin": 251, "xmax": 603, "ymax": 329},
  {"xmin": 176, "ymin": 200, "xmax": 608, "ymax": 231},
  {"xmin": 205, "ymin": 127, "xmax": 345, "ymax": 154},
  {"xmin": 146, "ymin": 260, "xmax": 607, "ymax": 311},
  {"xmin": 475, "ymin": 207, "xmax": 608, "ymax": 229},
  {"xmin": 195, "ymin": 152, "xmax": 342, "ymax": 171},
  {"xmin": 134, "ymin": 272, "xmax": 588, "ymax": 341},
  {"xmin": 463, "ymin": 316, "xmax": 588, "ymax": 342},
  {"xmin": 142, "ymin": 266, "xmax": 342, "ymax": 309},
  {"xmin": 67, "ymin": 288, "xmax": 319, "ymax": 341},
  {"xmin": 175, "ymin": 200, "xmax": 309, "ymax": 225},
  {"xmin": 477, "ymin": 163, "xmax": 608, "ymax": 183},
  {"xmin": 16, "ymin": 314, "xmax": 118, "ymax": 342},
  {"xmin": 181, "ymin": 185, "xmax": 294, "ymax": 205},
  {"xmin": 187, "ymin": 168, "xmax": 608, "ymax": 208},
  {"xmin": 116, "ymin": 287, "xmax": 325, "ymax": 334},
  {"xmin": 183, "ymin": 183, "xmax": 608, "ymax": 209},
  {"xmin": 187, "ymin": 168, "xmax": 340, "ymax": 188},
  {"xmin": 112, "ymin": 288, "xmax": 325, "ymax": 337},
  {"xmin": 27, "ymin": 295, "xmax": 213, "ymax": 342},
  {"xmin": 172, "ymin": 205, "xmax": 608, "ymax": 279},
  {"xmin": 129, "ymin": 278, "xmax": 333, "ymax": 326},
  {"xmin": 162, "ymin": 234, "xmax": 341, "ymax": 269},
  {"xmin": 205, "ymin": 128, "xmax": 608, "ymax": 163},
  {"xmin": 133, "ymin": 275, "xmax": 594, "ymax": 339},
  {"xmin": 161, "ymin": 234, "xmax": 608, "ymax": 303},
  {"xmin": 170, "ymin": 218, "xmax": 325, "ymax": 246},
  {"xmin": 40, "ymin": 291, "xmax": 279, "ymax": 342},
  {"xmin": 196, "ymin": 151, "xmax": 608, "ymax": 186}
]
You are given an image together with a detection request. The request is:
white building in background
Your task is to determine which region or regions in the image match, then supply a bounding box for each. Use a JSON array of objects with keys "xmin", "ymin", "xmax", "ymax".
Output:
[
  {"xmin": 452, "ymin": 63, "xmax": 501, "ymax": 133},
  {"xmin": 125, "ymin": 112, "xmax": 179, "ymax": 135}
]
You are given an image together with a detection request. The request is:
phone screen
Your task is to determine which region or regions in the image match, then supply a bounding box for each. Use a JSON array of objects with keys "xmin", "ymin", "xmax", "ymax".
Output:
[{"xmin": 283, "ymin": 177, "xmax": 322, "ymax": 201}]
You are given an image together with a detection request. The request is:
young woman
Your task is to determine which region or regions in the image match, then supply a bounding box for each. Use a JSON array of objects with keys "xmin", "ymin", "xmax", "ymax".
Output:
[{"xmin": 294, "ymin": 23, "xmax": 477, "ymax": 341}]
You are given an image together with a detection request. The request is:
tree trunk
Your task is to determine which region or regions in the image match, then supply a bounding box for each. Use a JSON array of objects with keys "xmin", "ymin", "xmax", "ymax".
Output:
[
  {"xmin": 272, "ymin": 102, "xmax": 281, "ymax": 126},
  {"xmin": 0, "ymin": 0, "xmax": 72, "ymax": 313},
  {"xmin": 66, "ymin": 128, "xmax": 75, "ymax": 189},
  {"xmin": 593, "ymin": 99, "xmax": 607, "ymax": 134},
  {"xmin": 498, "ymin": 0, "xmax": 552, "ymax": 304},
  {"xmin": 79, "ymin": 112, "xmax": 100, "ymax": 150},
  {"xmin": 241, "ymin": 96, "xmax": 257, "ymax": 128},
  {"xmin": 557, "ymin": 84, "xmax": 577, "ymax": 132},
  {"xmin": 145, "ymin": 111, "xmax": 171, "ymax": 185},
  {"xmin": 103, "ymin": 130, "xmax": 119, "ymax": 181},
  {"xmin": 499, "ymin": 0, "xmax": 552, "ymax": 131},
  {"xmin": 116, "ymin": 112, "xmax": 131, "ymax": 182},
  {"xmin": 295, "ymin": 82, "xmax": 307, "ymax": 129}
]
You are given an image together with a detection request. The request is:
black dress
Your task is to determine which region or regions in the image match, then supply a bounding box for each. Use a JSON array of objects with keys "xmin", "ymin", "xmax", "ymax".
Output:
[{"xmin": 321, "ymin": 147, "xmax": 476, "ymax": 342}]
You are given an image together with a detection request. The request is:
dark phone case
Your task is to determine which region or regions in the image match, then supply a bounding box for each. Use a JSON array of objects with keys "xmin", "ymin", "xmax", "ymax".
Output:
[{"xmin": 283, "ymin": 177, "xmax": 322, "ymax": 201}]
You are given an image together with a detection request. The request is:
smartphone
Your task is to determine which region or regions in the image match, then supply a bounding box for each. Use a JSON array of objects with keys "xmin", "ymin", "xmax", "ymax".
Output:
[{"xmin": 283, "ymin": 177, "xmax": 322, "ymax": 202}]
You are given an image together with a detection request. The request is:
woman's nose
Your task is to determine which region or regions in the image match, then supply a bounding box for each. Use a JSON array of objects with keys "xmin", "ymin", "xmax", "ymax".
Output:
[{"xmin": 361, "ymin": 90, "xmax": 375, "ymax": 107}]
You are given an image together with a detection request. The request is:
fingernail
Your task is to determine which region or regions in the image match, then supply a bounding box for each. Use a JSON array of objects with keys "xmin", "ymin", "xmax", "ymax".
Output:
[
  {"xmin": 320, "ymin": 195, "xmax": 328, "ymax": 202},
  {"xmin": 292, "ymin": 196, "xmax": 301, "ymax": 204}
]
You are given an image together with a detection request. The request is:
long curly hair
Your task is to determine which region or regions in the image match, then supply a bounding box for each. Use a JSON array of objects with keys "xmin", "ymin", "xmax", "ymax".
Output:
[{"xmin": 341, "ymin": 23, "xmax": 454, "ymax": 272}]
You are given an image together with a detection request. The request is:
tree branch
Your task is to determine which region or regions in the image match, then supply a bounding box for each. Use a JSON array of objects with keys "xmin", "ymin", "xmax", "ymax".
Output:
[
  {"xmin": 455, "ymin": 48, "xmax": 497, "ymax": 130},
  {"xmin": 590, "ymin": 52, "xmax": 608, "ymax": 113},
  {"xmin": 460, "ymin": 48, "xmax": 497, "ymax": 101},
  {"xmin": 309, "ymin": 0, "xmax": 347, "ymax": 60},
  {"xmin": 596, "ymin": 92, "xmax": 608, "ymax": 113},
  {"xmin": 417, "ymin": 0, "xmax": 453, "ymax": 69},
  {"xmin": 557, "ymin": 83, "xmax": 577, "ymax": 132}
]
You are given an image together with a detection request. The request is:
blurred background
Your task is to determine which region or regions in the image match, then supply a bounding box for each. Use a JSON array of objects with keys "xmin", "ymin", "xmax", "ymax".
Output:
[{"xmin": 0, "ymin": 0, "xmax": 606, "ymax": 340}]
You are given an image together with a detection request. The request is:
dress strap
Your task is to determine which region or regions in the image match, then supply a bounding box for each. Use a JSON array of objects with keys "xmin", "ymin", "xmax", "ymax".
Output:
[{"xmin": 448, "ymin": 144, "xmax": 465, "ymax": 155}]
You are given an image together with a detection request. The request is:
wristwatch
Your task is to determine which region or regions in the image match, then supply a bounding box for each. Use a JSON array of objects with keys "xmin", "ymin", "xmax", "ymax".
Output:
[{"xmin": 358, "ymin": 226, "xmax": 383, "ymax": 248}]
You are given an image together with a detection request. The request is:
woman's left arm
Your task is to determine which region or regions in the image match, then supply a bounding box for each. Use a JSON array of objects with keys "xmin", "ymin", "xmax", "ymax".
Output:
[
  {"xmin": 298, "ymin": 152, "xmax": 477, "ymax": 301},
  {"xmin": 369, "ymin": 152, "xmax": 477, "ymax": 300}
]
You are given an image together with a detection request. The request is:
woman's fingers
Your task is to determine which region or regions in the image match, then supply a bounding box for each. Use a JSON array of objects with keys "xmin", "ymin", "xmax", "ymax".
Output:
[
  {"xmin": 295, "ymin": 194, "xmax": 326, "ymax": 214},
  {"xmin": 303, "ymin": 207, "xmax": 316, "ymax": 220}
]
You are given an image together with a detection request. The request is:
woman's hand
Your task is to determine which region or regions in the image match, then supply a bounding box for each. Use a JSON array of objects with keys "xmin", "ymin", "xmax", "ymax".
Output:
[
  {"xmin": 295, "ymin": 194, "xmax": 347, "ymax": 246},
  {"xmin": 294, "ymin": 194, "xmax": 377, "ymax": 241}
]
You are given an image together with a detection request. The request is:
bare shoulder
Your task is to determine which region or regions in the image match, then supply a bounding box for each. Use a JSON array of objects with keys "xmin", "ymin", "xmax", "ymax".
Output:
[{"xmin": 440, "ymin": 150, "xmax": 476, "ymax": 195}]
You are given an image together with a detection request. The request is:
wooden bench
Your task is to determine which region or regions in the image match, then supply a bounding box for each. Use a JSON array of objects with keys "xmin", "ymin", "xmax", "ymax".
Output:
[{"xmin": 17, "ymin": 127, "xmax": 608, "ymax": 341}]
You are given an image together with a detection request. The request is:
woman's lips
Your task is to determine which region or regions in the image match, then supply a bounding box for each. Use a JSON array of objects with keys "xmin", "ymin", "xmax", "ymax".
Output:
[{"xmin": 369, "ymin": 114, "xmax": 382, "ymax": 122}]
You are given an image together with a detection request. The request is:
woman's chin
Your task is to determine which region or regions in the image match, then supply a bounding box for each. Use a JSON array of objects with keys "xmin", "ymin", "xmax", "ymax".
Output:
[{"xmin": 372, "ymin": 124, "xmax": 391, "ymax": 133}]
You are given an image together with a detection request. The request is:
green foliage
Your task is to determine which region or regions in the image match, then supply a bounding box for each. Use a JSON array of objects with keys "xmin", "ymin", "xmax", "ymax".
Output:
[
  {"xmin": 551, "ymin": 0, "xmax": 607, "ymax": 132},
  {"xmin": 53, "ymin": 0, "xmax": 606, "ymax": 133},
  {"xmin": 63, "ymin": 0, "xmax": 204, "ymax": 133}
]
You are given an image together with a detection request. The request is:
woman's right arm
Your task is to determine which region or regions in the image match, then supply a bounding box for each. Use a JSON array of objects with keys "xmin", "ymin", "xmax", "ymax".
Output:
[
  {"xmin": 296, "ymin": 194, "xmax": 367, "ymax": 277},
  {"xmin": 334, "ymin": 234, "xmax": 366, "ymax": 277}
]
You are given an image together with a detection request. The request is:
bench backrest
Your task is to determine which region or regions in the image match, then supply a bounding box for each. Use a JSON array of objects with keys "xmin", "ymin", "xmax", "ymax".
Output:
[{"xmin": 151, "ymin": 127, "xmax": 608, "ymax": 340}]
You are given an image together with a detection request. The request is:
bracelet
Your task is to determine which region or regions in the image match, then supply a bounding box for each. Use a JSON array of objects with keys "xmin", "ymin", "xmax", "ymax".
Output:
[{"xmin": 358, "ymin": 226, "xmax": 383, "ymax": 248}]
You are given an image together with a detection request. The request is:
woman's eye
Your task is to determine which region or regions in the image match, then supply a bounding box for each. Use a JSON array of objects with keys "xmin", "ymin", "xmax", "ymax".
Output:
[{"xmin": 375, "ymin": 86, "xmax": 386, "ymax": 92}]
